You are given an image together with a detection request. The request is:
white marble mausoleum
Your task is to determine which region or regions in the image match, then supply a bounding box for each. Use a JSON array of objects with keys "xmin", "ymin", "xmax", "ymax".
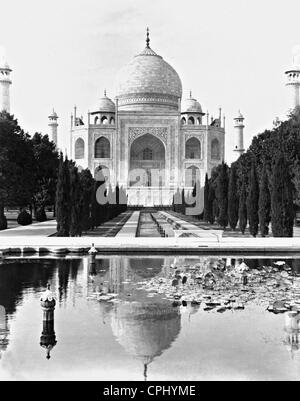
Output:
[{"xmin": 69, "ymin": 30, "xmax": 225, "ymax": 207}]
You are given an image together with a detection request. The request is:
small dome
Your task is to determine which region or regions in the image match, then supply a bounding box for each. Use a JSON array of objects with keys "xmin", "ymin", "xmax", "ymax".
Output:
[
  {"xmin": 181, "ymin": 94, "xmax": 203, "ymax": 114},
  {"xmin": 0, "ymin": 56, "xmax": 11, "ymax": 71},
  {"xmin": 98, "ymin": 91, "xmax": 115, "ymax": 112},
  {"xmin": 285, "ymin": 64, "xmax": 300, "ymax": 73},
  {"xmin": 235, "ymin": 110, "xmax": 244, "ymax": 119},
  {"xmin": 50, "ymin": 109, "xmax": 58, "ymax": 118}
]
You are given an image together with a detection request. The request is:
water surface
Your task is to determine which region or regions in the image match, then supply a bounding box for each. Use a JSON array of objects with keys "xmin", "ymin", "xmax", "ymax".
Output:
[{"xmin": 0, "ymin": 255, "xmax": 300, "ymax": 381}]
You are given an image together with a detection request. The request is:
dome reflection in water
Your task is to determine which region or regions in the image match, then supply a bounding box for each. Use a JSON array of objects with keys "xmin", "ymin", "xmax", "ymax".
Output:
[
  {"xmin": 1, "ymin": 256, "xmax": 300, "ymax": 380},
  {"xmin": 87, "ymin": 256, "xmax": 181, "ymax": 380}
]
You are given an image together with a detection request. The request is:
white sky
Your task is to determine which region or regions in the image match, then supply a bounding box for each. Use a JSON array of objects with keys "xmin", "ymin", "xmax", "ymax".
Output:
[{"xmin": 0, "ymin": 0, "xmax": 299, "ymax": 163}]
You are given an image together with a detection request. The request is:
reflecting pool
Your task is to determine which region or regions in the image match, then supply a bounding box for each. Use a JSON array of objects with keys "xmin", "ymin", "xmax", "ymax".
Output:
[{"xmin": 1, "ymin": 255, "xmax": 300, "ymax": 381}]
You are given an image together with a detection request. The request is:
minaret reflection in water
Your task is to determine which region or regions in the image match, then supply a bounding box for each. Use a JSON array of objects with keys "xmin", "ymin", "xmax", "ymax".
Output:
[
  {"xmin": 284, "ymin": 311, "xmax": 300, "ymax": 358},
  {"xmin": 40, "ymin": 284, "xmax": 57, "ymax": 360},
  {"xmin": 0, "ymin": 305, "xmax": 9, "ymax": 360}
]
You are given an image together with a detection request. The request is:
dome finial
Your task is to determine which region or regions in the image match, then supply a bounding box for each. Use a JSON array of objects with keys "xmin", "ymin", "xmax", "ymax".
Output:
[
  {"xmin": 189, "ymin": 90, "xmax": 192, "ymax": 98},
  {"xmin": 146, "ymin": 27, "xmax": 150, "ymax": 48},
  {"xmin": 104, "ymin": 89, "xmax": 106, "ymax": 97}
]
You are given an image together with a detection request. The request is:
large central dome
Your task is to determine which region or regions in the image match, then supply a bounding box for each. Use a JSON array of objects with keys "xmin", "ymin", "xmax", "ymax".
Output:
[{"xmin": 115, "ymin": 34, "xmax": 182, "ymax": 112}]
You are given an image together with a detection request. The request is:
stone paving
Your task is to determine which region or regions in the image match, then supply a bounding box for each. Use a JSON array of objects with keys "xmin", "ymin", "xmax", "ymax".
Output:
[
  {"xmin": 1, "ymin": 209, "xmax": 300, "ymax": 255},
  {"xmin": 168, "ymin": 211, "xmax": 300, "ymax": 238},
  {"xmin": 82, "ymin": 211, "xmax": 133, "ymax": 237},
  {"xmin": 0, "ymin": 219, "xmax": 57, "ymax": 237}
]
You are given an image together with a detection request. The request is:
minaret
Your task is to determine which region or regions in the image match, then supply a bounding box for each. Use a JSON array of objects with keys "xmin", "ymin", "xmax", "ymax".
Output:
[
  {"xmin": 285, "ymin": 60, "xmax": 300, "ymax": 110},
  {"xmin": 48, "ymin": 109, "xmax": 58, "ymax": 146},
  {"xmin": 0, "ymin": 53, "xmax": 12, "ymax": 113},
  {"xmin": 233, "ymin": 111, "xmax": 245, "ymax": 159}
]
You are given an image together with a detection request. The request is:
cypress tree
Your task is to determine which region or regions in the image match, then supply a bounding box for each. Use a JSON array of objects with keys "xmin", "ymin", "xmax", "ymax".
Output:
[
  {"xmin": 239, "ymin": 180, "xmax": 247, "ymax": 234},
  {"xmin": 115, "ymin": 184, "xmax": 120, "ymax": 216},
  {"xmin": 0, "ymin": 204, "xmax": 7, "ymax": 230},
  {"xmin": 207, "ymin": 183, "xmax": 215, "ymax": 224},
  {"xmin": 216, "ymin": 162, "xmax": 229, "ymax": 229},
  {"xmin": 191, "ymin": 181, "xmax": 197, "ymax": 212},
  {"xmin": 271, "ymin": 154, "xmax": 294, "ymax": 237},
  {"xmin": 203, "ymin": 174, "xmax": 209, "ymax": 222},
  {"xmin": 91, "ymin": 181, "xmax": 98, "ymax": 229},
  {"xmin": 55, "ymin": 154, "xmax": 64, "ymax": 235},
  {"xmin": 258, "ymin": 164, "xmax": 271, "ymax": 237},
  {"xmin": 228, "ymin": 164, "xmax": 239, "ymax": 230},
  {"xmin": 247, "ymin": 160, "xmax": 259, "ymax": 237},
  {"xmin": 56, "ymin": 155, "xmax": 71, "ymax": 237},
  {"xmin": 181, "ymin": 188, "xmax": 186, "ymax": 215},
  {"xmin": 213, "ymin": 198, "xmax": 219, "ymax": 223},
  {"xmin": 70, "ymin": 165, "xmax": 81, "ymax": 237},
  {"xmin": 79, "ymin": 169, "xmax": 94, "ymax": 233}
]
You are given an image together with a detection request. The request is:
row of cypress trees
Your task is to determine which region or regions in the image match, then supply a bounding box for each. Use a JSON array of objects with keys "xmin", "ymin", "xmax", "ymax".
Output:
[
  {"xmin": 203, "ymin": 153, "xmax": 294, "ymax": 237},
  {"xmin": 56, "ymin": 154, "xmax": 127, "ymax": 236}
]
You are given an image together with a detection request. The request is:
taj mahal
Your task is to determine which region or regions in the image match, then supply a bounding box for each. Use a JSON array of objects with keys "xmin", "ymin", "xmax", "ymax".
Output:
[
  {"xmin": 1, "ymin": 29, "xmax": 249, "ymax": 207},
  {"xmin": 66, "ymin": 29, "xmax": 228, "ymax": 207}
]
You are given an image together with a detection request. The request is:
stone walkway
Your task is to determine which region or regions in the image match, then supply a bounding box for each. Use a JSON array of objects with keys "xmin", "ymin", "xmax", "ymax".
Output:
[
  {"xmin": 1, "ymin": 236, "xmax": 300, "ymax": 255},
  {"xmin": 160, "ymin": 211, "xmax": 223, "ymax": 240},
  {"xmin": 82, "ymin": 211, "xmax": 133, "ymax": 237},
  {"xmin": 0, "ymin": 220, "xmax": 57, "ymax": 237},
  {"xmin": 168, "ymin": 211, "xmax": 300, "ymax": 238},
  {"xmin": 116, "ymin": 211, "xmax": 140, "ymax": 237},
  {"xmin": 0, "ymin": 212, "xmax": 133, "ymax": 238}
]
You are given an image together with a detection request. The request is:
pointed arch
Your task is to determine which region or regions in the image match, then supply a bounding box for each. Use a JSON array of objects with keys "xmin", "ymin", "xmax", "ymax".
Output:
[
  {"xmin": 75, "ymin": 138, "xmax": 85, "ymax": 159},
  {"xmin": 211, "ymin": 138, "xmax": 220, "ymax": 160},
  {"xmin": 185, "ymin": 137, "xmax": 201, "ymax": 159},
  {"xmin": 101, "ymin": 116, "xmax": 108, "ymax": 124},
  {"xmin": 95, "ymin": 137, "xmax": 110, "ymax": 158}
]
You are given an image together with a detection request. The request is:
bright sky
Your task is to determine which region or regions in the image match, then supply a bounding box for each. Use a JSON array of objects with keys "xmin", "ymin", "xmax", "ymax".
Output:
[{"xmin": 0, "ymin": 0, "xmax": 299, "ymax": 163}]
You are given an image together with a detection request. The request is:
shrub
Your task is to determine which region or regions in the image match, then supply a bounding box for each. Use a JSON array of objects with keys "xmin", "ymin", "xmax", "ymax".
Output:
[
  {"xmin": 0, "ymin": 213, "xmax": 7, "ymax": 230},
  {"xmin": 36, "ymin": 207, "xmax": 47, "ymax": 222},
  {"xmin": 17, "ymin": 210, "xmax": 32, "ymax": 226}
]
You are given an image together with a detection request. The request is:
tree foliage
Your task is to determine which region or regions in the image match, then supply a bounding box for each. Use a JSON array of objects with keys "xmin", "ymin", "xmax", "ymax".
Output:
[
  {"xmin": 203, "ymin": 174, "xmax": 209, "ymax": 222},
  {"xmin": 271, "ymin": 154, "xmax": 294, "ymax": 237},
  {"xmin": 31, "ymin": 133, "xmax": 59, "ymax": 220},
  {"xmin": 0, "ymin": 111, "xmax": 35, "ymax": 209},
  {"xmin": 247, "ymin": 160, "xmax": 259, "ymax": 237},
  {"xmin": 216, "ymin": 162, "xmax": 229, "ymax": 229},
  {"xmin": 258, "ymin": 164, "xmax": 271, "ymax": 237},
  {"xmin": 239, "ymin": 180, "xmax": 247, "ymax": 234},
  {"xmin": 228, "ymin": 164, "xmax": 239, "ymax": 230},
  {"xmin": 56, "ymin": 154, "xmax": 71, "ymax": 236}
]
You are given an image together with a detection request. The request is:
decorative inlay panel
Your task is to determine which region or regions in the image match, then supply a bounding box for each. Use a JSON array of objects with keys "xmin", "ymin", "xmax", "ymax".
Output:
[{"xmin": 128, "ymin": 127, "xmax": 168, "ymax": 145}]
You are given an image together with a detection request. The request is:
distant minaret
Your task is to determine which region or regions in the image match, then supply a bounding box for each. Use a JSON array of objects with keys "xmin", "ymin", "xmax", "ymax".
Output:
[
  {"xmin": 233, "ymin": 111, "xmax": 245, "ymax": 159},
  {"xmin": 0, "ymin": 51, "xmax": 12, "ymax": 113},
  {"xmin": 285, "ymin": 58, "xmax": 300, "ymax": 110},
  {"xmin": 48, "ymin": 109, "xmax": 58, "ymax": 146}
]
